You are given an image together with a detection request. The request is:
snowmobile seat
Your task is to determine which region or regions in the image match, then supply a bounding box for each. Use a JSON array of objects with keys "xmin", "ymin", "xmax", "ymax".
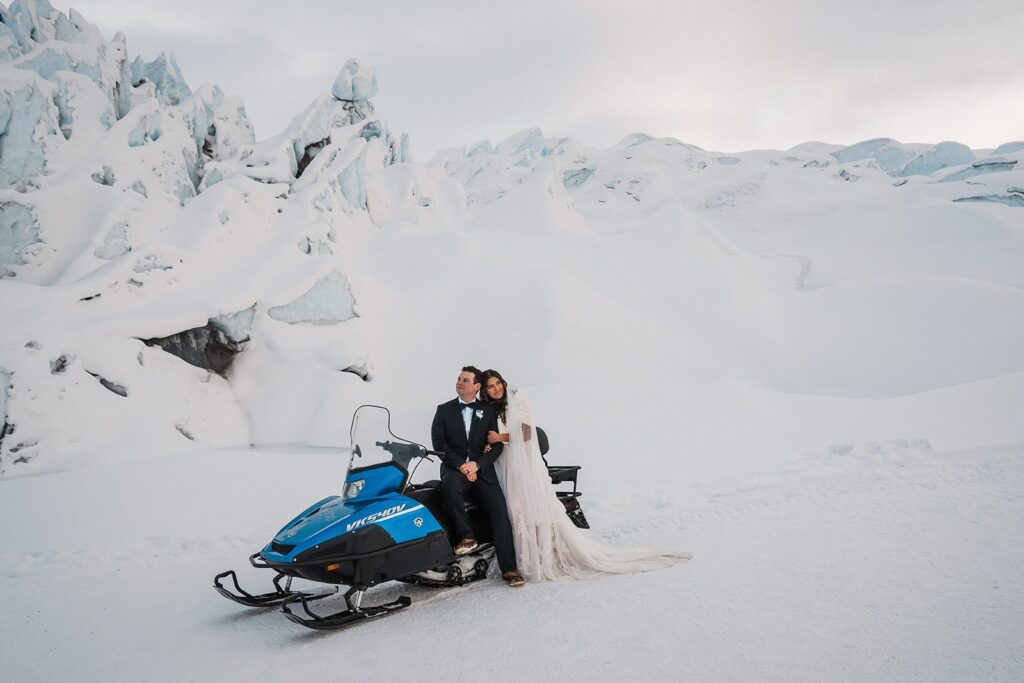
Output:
[
  {"xmin": 405, "ymin": 482, "xmax": 450, "ymax": 530},
  {"xmin": 405, "ymin": 480, "xmax": 494, "ymax": 544}
]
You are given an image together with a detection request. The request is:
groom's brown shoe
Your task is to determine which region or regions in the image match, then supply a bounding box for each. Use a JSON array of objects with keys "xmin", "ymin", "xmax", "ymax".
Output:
[
  {"xmin": 502, "ymin": 570, "xmax": 525, "ymax": 588},
  {"xmin": 454, "ymin": 538, "xmax": 478, "ymax": 556}
]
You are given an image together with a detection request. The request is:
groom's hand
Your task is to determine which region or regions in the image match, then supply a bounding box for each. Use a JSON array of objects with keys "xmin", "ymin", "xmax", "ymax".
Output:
[{"xmin": 459, "ymin": 461, "xmax": 480, "ymax": 476}]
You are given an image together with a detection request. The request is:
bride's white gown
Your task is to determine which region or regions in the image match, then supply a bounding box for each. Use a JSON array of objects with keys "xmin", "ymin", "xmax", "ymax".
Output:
[{"xmin": 494, "ymin": 389, "xmax": 690, "ymax": 582}]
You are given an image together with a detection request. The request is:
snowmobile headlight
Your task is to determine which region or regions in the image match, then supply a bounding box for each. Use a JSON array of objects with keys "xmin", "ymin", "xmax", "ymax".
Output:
[{"xmin": 342, "ymin": 479, "xmax": 365, "ymax": 500}]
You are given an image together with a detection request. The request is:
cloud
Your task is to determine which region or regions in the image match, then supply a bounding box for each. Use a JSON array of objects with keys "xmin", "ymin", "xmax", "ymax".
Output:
[{"xmin": 71, "ymin": 0, "xmax": 1024, "ymax": 154}]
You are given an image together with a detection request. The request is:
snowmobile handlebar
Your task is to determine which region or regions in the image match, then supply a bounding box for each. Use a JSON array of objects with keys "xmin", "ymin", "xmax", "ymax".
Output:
[{"xmin": 374, "ymin": 440, "xmax": 443, "ymax": 468}]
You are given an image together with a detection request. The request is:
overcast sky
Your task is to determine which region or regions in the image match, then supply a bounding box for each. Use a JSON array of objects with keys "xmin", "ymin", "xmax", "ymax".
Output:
[{"xmin": 72, "ymin": 0, "xmax": 1023, "ymax": 159}]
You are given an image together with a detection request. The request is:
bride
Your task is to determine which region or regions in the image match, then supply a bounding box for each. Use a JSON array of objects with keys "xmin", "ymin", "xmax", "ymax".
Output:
[{"xmin": 479, "ymin": 369, "xmax": 690, "ymax": 582}]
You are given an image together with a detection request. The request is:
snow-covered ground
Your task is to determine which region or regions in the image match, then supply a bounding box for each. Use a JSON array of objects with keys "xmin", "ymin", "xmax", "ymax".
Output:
[
  {"xmin": 1, "ymin": 1, "xmax": 1023, "ymax": 680},
  {"xmin": 3, "ymin": 439, "xmax": 1022, "ymax": 681}
]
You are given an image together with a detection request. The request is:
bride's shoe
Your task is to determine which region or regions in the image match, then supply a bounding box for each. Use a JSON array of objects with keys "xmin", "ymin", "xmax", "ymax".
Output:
[{"xmin": 502, "ymin": 570, "xmax": 525, "ymax": 588}]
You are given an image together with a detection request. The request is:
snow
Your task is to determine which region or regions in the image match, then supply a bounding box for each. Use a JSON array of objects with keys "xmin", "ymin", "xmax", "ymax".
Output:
[{"xmin": 1, "ymin": 1, "xmax": 1023, "ymax": 680}]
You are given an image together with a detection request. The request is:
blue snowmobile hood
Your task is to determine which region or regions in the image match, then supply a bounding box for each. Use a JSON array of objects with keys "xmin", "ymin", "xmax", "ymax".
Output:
[{"xmin": 260, "ymin": 463, "xmax": 443, "ymax": 564}]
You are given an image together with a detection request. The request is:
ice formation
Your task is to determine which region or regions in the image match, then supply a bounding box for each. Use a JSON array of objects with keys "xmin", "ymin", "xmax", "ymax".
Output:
[{"xmin": 0, "ymin": 1, "xmax": 452, "ymax": 474}]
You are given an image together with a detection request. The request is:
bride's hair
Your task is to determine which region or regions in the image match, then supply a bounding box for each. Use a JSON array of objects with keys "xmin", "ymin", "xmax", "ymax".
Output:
[{"xmin": 479, "ymin": 369, "xmax": 508, "ymax": 422}]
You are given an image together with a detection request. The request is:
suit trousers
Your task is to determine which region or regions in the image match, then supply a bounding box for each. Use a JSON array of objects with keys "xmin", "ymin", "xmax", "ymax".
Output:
[{"xmin": 440, "ymin": 468, "xmax": 517, "ymax": 573}]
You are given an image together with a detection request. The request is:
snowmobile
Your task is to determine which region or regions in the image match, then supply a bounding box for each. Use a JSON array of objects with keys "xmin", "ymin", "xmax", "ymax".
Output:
[{"xmin": 213, "ymin": 404, "xmax": 588, "ymax": 630}]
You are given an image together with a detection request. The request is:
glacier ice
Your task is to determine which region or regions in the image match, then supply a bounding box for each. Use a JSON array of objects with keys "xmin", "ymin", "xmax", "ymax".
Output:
[
  {"xmin": 939, "ymin": 159, "xmax": 1017, "ymax": 183},
  {"xmin": 182, "ymin": 85, "xmax": 254, "ymax": 162},
  {"xmin": 49, "ymin": 353, "xmax": 70, "ymax": 374},
  {"xmin": 993, "ymin": 141, "xmax": 1024, "ymax": 155},
  {"xmin": 0, "ymin": 73, "xmax": 61, "ymax": 187},
  {"xmin": 84, "ymin": 369, "xmax": 127, "ymax": 397},
  {"xmin": 0, "ymin": 367, "xmax": 10, "ymax": 452},
  {"xmin": 0, "ymin": 24, "xmax": 22, "ymax": 64},
  {"xmin": 337, "ymin": 153, "xmax": 367, "ymax": 208},
  {"xmin": 497, "ymin": 128, "xmax": 547, "ymax": 157},
  {"xmin": 953, "ymin": 192, "xmax": 1024, "ymax": 208},
  {"xmin": 0, "ymin": 200, "xmax": 40, "ymax": 275},
  {"xmin": 93, "ymin": 220, "xmax": 130, "ymax": 259},
  {"xmin": 141, "ymin": 52, "xmax": 191, "ymax": 106},
  {"xmin": 331, "ymin": 59, "xmax": 377, "ymax": 101},
  {"xmin": 3, "ymin": 0, "xmax": 80, "ymax": 50},
  {"xmin": 399, "ymin": 132, "xmax": 409, "ymax": 163},
  {"xmin": 127, "ymin": 108, "xmax": 162, "ymax": 146},
  {"xmin": 210, "ymin": 305, "xmax": 256, "ymax": 343},
  {"xmin": 895, "ymin": 141, "xmax": 974, "ymax": 177},
  {"xmin": 831, "ymin": 138, "xmax": 916, "ymax": 174},
  {"xmin": 15, "ymin": 46, "xmax": 101, "ymax": 83},
  {"xmin": 53, "ymin": 70, "xmax": 117, "ymax": 142},
  {"xmin": 267, "ymin": 271, "xmax": 357, "ymax": 325},
  {"xmin": 562, "ymin": 167, "xmax": 594, "ymax": 188},
  {"xmin": 90, "ymin": 165, "xmax": 115, "ymax": 185}
]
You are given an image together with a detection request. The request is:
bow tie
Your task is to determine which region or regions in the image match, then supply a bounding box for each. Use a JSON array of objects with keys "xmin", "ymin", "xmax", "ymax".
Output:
[{"xmin": 459, "ymin": 402, "xmax": 476, "ymax": 411}]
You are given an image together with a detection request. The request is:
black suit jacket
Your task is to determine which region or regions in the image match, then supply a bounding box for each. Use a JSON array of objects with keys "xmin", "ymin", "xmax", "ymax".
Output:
[{"xmin": 431, "ymin": 399, "xmax": 504, "ymax": 484}]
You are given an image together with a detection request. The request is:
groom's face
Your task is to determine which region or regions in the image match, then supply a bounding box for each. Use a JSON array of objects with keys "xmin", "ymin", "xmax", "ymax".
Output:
[{"xmin": 456, "ymin": 371, "xmax": 480, "ymax": 402}]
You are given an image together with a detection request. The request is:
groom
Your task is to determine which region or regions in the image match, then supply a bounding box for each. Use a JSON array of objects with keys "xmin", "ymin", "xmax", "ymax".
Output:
[{"xmin": 431, "ymin": 366, "xmax": 524, "ymax": 588}]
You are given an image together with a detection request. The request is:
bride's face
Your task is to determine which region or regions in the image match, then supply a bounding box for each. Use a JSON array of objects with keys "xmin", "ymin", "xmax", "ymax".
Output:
[{"xmin": 484, "ymin": 377, "xmax": 505, "ymax": 401}]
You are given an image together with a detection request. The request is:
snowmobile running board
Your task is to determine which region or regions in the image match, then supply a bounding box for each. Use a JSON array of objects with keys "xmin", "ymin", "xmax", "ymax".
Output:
[
  {"xmin": 213, "ymin": 567, "xmax": 337, "ymax": 608},
  {"xmin": 281, "ymin": 588, "xmax": 412, "ymax": 631}
]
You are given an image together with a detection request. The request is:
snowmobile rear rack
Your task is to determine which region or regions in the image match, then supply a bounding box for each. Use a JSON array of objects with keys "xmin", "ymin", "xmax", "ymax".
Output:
[{"xmin": 281, "ymin": 587, "xmax": 411, "ymax": 630}]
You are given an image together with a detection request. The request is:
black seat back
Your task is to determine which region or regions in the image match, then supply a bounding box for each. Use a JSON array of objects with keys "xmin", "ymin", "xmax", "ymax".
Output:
[{"xmin": 537, "ymin": 426, "xmax": 549, "ymax": 456}]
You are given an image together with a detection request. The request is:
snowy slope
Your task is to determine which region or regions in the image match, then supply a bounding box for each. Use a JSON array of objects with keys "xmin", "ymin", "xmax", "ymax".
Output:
[{"xmin": 1, "ymin": 1, "xmax": 1023, "ymax": 680}]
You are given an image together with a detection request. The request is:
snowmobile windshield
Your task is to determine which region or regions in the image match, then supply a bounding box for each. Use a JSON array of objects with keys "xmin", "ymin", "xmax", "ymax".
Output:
[{"xmin": 345, "ymin": 405, "xmax": 426, "ymax": 496}]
